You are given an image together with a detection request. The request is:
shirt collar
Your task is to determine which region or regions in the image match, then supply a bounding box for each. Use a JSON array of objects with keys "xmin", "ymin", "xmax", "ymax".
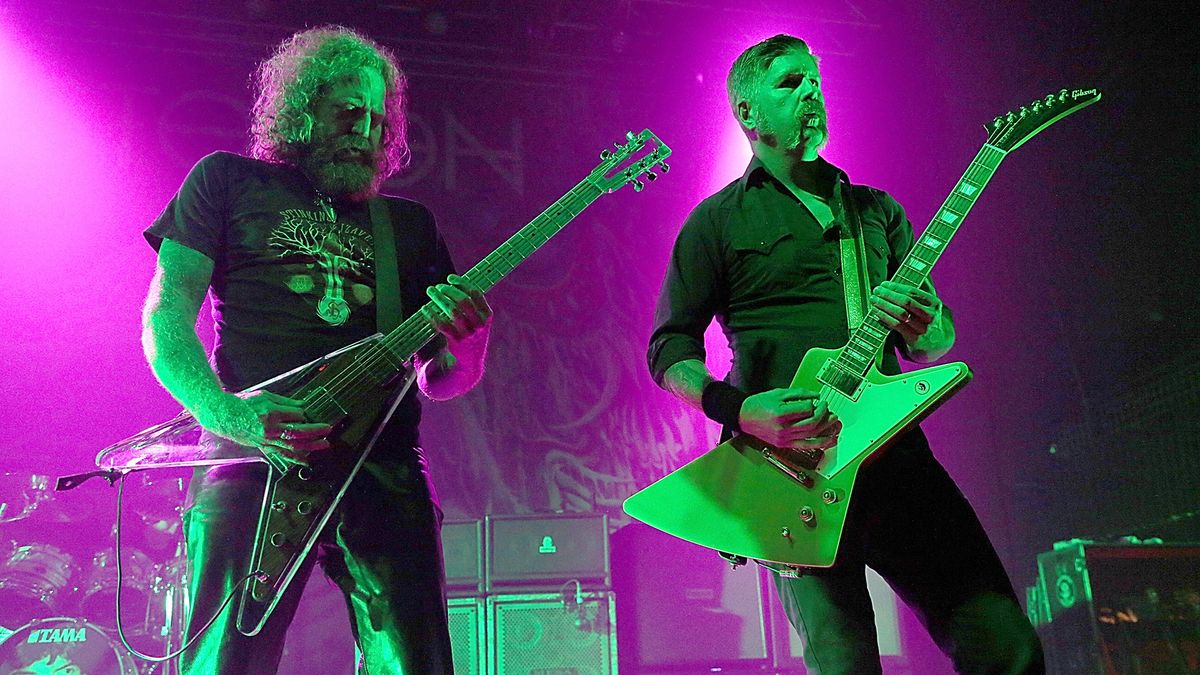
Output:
[{"xmin": 738, "ymin": 155, "xmax": 850, "ymax": 192}]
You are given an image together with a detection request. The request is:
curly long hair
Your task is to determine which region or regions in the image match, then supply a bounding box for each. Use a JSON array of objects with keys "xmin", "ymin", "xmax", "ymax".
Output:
[{"xmin": 249, "ymin": 26, "xmax": 410, "ymax": 177}]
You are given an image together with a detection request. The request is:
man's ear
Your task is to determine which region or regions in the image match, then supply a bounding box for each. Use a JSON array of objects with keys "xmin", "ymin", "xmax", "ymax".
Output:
[{"xmin": 737, "ymin": 99, "xmax": 755, "ymax": 131}]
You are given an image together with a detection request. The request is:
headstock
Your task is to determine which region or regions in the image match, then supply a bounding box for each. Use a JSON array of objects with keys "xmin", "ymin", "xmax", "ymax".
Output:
[
  {"xmin": 589, "ymin": 129, "xmax": 673, "ymax": 194},
  {"xmin": 986, "ymin": 88, "xmax": 1101, "ymax": 152}
]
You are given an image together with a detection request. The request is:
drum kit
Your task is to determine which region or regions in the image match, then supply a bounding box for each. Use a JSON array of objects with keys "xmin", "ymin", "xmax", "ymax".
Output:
[{"xmin": 0, "ymin": 470, "xmax": 189, "ymax": 675}]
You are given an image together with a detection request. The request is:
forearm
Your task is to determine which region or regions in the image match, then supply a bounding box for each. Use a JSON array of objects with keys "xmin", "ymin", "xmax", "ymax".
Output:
[
  {"xmin": 141, "ymin": 307, "xmax": 232, "ymax": 425},
  {"xmin": 417, "ymin": 325, "xmax": 489, "ymax": 401},
  {"xmin": 661, "ymin": 359, "xmax": 718, "ymax": 410}
]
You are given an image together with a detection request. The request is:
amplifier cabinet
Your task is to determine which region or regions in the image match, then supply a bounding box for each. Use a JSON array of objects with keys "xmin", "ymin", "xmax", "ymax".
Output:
[
  {"xmin": 487, "ymin": 591, "xmax": 618, "ymax": 675},
  {"xmin": 611, "ymin": 522, "xmax": 769, "ymax": 671},
  {"xmin": 443, "ymin": 519, "xmax": 484, "ymax": 593},
  {"xmin": 1033, "ymin": 541, "xmax": 1200, "ymax": 674},
  {"xmin": 486, "ymin": 513, "xmax": 609, "ymax": 591},
  {"xmin": 448, "ymin": 596, "xmax": 486, "ymax": 675}
]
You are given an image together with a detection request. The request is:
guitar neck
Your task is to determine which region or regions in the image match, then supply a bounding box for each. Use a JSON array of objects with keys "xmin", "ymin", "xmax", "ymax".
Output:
[
  {"xmin": 380, "ymin": 178, "xmax": 605, "ymax": 363},
  {"xmin": 834, "ymin": 144, "xmax": 1007, "ymax": 377}
]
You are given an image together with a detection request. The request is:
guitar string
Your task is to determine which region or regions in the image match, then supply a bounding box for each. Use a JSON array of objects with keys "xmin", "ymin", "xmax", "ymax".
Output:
[
  {"xmin": 828, "ymin": 142, "xmax": 1008, "ymax": 382},
  {"xmin": 301, "ymin": 143, "xmax": 664, "ymax": 413},
  {"xmin": 307, "ymin": 184, "xmax": 596, "ymax": 413},
  {"xmin": 300, "ymin": 181, "xmax": 603, "ymax": 421},
  {"xmin": 804, "ymin": 123, "xmax": 1019, "ymax": 454},
  {"xmin": 301, "ymin": 187, "xmax": 588, "ymax": 416}
]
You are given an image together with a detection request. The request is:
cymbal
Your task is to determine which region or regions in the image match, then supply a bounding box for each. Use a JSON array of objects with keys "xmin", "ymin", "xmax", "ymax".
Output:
[{"xmin": 0, "ymin": 472, "xmax": 51, "ymax": 523}]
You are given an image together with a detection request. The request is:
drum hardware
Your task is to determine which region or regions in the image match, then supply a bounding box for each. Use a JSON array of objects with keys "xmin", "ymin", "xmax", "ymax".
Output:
[
  {"xmin": 49, "ymin": 464, "xmax": 258, "ymax": 672},
  {"xmin": 0, "ymin": 543, "xmax": 80, "ymax": 627},
  {"xmin": 1, "ymin": 472, "xmax": 53, "ymax": 524},
  {"xmin": 0, "ymin": 617, "xmax": 141, "ymax": 674},
  {"xmin": 0, "ymin": 468, "xmax": 196, "ymax": 674}
]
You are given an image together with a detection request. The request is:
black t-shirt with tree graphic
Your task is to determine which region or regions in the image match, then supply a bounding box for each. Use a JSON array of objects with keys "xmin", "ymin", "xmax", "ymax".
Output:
[{"xmin": 146, "ymin": 151, "xmax": 455, "ymax": 449}]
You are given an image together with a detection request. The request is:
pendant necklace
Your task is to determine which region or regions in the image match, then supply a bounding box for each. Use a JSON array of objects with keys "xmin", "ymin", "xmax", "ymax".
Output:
[
  {"xmin": 315, "ymin": 190, "xmax": 336, "ymax": 222},
  {"xmin": 308, "ymin": 183, "xmax": 351, "ymax": 326}
]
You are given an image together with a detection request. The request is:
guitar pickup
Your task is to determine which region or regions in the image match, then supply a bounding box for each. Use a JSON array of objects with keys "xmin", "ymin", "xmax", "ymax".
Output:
[{"xmin": 816, "ymin": 362, "xmax": 863, "ymax": 400}]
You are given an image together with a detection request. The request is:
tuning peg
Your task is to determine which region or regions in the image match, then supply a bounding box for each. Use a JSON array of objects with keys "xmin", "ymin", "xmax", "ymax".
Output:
[
  {"xmin": 659, "ymin": 161, "xmax": 670, "ymax": 173},
  {"xmin": 1031, "ymin": 100, "xmax": 1042, "ymax": 112},
  {"xmin": 1045, "ymin": 94, "xmax": 1056, "ymax": 106},
  {"xmin": 626, "ymin": 130, "xmax": 636, "ymax": 141},
  {"xmin": 1058, "ymin": 89, "xmax": 1068, "ymax": 101},
  {"xmin": 600, "ymin": 149, "xmax": 613, "ymax": 160},
  {"xmin": 1019, "ymin": 105, "xmax": 1029, "ymax": 117},
  {"xmin": 632, "ymin": 179, "xmax": 645, "ymax": 192},
  {"xmin": 645, "ymin": 171, "xmax": 658, "ymax": 182},
  {"xmin": 992, "ymin": 116, "xmax": 1003, "ymax": 129}
]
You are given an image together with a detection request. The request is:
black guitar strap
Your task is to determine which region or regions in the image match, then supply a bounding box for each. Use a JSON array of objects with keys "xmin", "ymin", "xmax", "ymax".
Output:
[{"xmin": 368, "ymin": 197, "xmax": 403, "ymax": 334}]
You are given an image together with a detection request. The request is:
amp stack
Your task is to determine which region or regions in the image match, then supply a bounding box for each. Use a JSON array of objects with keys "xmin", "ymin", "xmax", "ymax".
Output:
[
  {"xmin": 441, "ymin": 512, "xmax": 615, "ymax": 675},
  {"xmin": 1027, "ymin": 539, "xmax": 1200, "ymax": 674}
]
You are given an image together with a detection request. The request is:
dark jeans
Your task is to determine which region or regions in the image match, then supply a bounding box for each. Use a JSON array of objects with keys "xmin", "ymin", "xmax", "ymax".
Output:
[
  {"xmin": 179, "ymin": 446, "xmax": 453, "ymax": 674},
  {"xmin": 773, "ymin": 430, "xmax": 1044, "ymax": 674}
]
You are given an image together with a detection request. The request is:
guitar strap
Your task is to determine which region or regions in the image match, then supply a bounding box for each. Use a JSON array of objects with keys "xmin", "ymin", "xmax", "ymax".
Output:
[
  {"xmin": 368, "ymin": 197, "xmax": 404, "ymax": 334},
  {"xmin": 832, "ymin": 178, "xmax": 871, "ymax": 336}
]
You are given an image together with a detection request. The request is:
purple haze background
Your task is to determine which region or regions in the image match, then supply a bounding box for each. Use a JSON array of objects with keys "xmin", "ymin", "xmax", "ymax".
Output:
[{"xmin": 1, "ymin": 1, "xmax": 1196, "ymax": 672}]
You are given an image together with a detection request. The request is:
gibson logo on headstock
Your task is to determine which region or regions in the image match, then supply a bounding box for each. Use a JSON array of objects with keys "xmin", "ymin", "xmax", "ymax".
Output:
[{"xmin": 1072, "ymin": 88, "xmax": 1098, "ymax": 98}]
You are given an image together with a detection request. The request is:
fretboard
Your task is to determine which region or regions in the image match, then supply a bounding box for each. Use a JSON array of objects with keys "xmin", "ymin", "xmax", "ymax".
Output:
[
  {"xmin": 380, "ymin": 177, "xmax": 605, "ymax": 365},
  {"xmin": 823, "ymin": 144, "xmax": 1007, "ymax": 388}
]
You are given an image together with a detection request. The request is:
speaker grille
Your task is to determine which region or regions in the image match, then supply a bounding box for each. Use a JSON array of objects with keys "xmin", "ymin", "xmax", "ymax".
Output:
[
  {"xmin": 449, "ymin": 597, "xmax": 485, "ymax": 674},
  {"xmin": 489, "ymin": 592, "xmax": 617, "ymax": 675}
]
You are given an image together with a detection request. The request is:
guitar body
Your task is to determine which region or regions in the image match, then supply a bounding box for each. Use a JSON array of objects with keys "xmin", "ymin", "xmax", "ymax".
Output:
[
  {"xmin": 622, "ymin": 346, "xmax": 971, "ymax": 568},
  {"xmin": 236, "ymin": 336, "xmax": 416, "ymax": 635}
]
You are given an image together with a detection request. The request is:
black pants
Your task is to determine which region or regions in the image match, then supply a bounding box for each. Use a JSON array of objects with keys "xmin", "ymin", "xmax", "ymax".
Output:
[
  {"xmin": 179, "ymin": 447, "xmax": 453, "ymax": 674},
  {"xmin": 774, "ymin": 430, "xmax": 1044, "ymax": 674}
]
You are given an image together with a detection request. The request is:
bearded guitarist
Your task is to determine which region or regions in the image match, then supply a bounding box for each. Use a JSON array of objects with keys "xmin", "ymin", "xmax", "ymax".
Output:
[
  {"xmin": 141, "ymin": 26, "xmax": 489, "ymax": 674},
  {"xmin": 646, "ymin": 34, "xmax": 1042, "ymax": 673}
]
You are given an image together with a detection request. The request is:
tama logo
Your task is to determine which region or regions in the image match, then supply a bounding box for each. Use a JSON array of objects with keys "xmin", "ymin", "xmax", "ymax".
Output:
[{"xmin": 26, "ymin": 627, "xmax": 89, "ymax": 644}]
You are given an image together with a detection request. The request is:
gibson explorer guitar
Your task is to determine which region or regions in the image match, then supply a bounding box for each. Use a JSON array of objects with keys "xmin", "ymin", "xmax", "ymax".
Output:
[
  {"xmin": 95, "ymin": 130, "xmax": 671, "ymax": 635},
  {"xmin": 624, "ymin": 90, "xmax": 1100, "ymax": 572}
]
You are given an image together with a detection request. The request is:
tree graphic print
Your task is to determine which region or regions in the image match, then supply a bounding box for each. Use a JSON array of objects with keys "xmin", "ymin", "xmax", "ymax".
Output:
[{"xmin": 270, "ymin": 209, "xmax": 373, "ymax": 326}]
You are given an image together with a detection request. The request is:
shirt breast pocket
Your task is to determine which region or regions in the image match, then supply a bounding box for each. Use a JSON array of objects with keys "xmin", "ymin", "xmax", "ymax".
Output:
[{"xmin": 730, "ymin": 228, "xmax": 798, "ymax": 291}]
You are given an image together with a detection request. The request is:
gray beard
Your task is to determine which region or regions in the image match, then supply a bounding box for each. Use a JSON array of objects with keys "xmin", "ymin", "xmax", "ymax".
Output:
[
  {"xmin": 763, "ymin": 119, "xmax": 828, "ymax": 154},
  {"xmin": 299, "ymin": 144, "xmax": 383, "ymax": 200}
]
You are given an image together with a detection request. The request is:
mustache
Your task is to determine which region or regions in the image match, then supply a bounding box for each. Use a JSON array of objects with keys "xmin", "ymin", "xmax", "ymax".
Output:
[
  {"xmin": 334, "ymin": 136, "xmax": 374, "ymax": 153},
  {"xmin": 308, "ymin": 137, "xmax": 382, "ymax": 169}
]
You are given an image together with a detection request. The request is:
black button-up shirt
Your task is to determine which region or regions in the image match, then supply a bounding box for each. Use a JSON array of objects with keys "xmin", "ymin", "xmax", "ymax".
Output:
[{"xmin": 647, "ymin": 157, "xmax": 917, "ymax": 397}]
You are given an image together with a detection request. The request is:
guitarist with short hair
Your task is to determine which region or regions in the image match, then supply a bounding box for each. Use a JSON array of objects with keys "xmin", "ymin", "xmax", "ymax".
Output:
[
  {"xmin": 141, "ymin": 26, "xmax": 490, "ymax": 674},
  {"xmin": 647, "ymin": 34, "xmax": 1042, "ymax": 673}
]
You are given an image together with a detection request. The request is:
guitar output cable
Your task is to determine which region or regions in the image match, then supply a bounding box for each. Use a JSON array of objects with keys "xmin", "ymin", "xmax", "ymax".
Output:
[{"xmin": 112, "ymin": 470, "xmax": 260, "ymax": 666}]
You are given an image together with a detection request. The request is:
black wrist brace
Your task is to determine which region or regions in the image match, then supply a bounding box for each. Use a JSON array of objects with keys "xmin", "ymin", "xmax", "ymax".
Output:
[{"xmin": 701, "ymin": 380, "xmax": 749, "ymax": 433}]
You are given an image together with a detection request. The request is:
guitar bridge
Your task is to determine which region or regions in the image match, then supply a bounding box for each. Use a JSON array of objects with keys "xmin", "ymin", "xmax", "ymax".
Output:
[{"xmin": 761, "ymin": 448, "xmax": 816, "ymax": 488}]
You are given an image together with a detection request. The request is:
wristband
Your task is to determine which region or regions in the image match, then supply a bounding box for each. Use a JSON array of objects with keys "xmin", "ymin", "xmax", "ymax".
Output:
[{"xmin": 701, "ymin": 381, "xmax": 749, "ymax": 433}]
